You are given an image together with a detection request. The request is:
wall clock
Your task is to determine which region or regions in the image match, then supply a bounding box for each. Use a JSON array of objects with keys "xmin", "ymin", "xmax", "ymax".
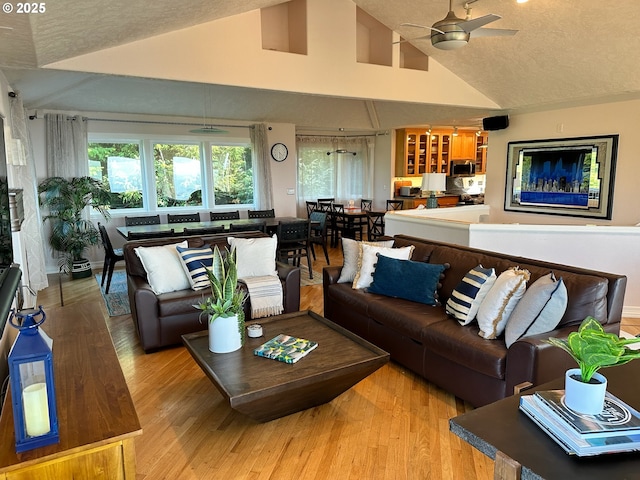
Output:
[{"xmin": 270, "ymin": 142, "xmax": 288, "ymax": 162}]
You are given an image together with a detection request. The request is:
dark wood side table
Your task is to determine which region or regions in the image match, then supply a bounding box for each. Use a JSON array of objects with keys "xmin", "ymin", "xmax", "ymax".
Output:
[
  {"xmin": 450, "ymin": 362, "xmax": 640, "ymax": 480},
  {"xmin": 0, "ymin": 303, "xmax": 142, "ymax": 479}
]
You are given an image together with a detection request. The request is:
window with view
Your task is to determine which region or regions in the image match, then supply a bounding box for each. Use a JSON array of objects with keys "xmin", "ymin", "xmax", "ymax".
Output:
[{"xmin": 88, "ymin": 139, "xmax": 255, "ymax": 211}]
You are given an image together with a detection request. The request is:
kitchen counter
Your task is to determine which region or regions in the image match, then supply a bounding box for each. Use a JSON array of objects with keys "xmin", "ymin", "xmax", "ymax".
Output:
[{"xmin": 394, "ymin": 195, "xmax": 460, "ymax": 209}]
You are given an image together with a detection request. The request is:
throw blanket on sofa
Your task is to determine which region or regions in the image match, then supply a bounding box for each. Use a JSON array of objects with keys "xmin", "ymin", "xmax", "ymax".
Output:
[{"xmin": 241, "ymin": 275, "xmax": 284, "ymax": 318}]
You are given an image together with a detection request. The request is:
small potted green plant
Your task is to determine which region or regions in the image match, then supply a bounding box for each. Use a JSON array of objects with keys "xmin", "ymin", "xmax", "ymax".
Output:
[
  {"xmin": 194, "ymin": 245, "xmax": 247, "ymax": 353},
  {"xmin": 38, "ymin": 176, "xmax": 111, "ymax": 279},
  {"xmin": 545, "ymin": 316, "xmax": 640, "ymax": 414}
]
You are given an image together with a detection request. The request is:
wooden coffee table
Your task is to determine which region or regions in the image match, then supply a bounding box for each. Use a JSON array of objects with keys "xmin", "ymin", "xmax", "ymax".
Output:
[{"xmin": 182, "ymin": 310, "xmax": 389, "ymax": 422}]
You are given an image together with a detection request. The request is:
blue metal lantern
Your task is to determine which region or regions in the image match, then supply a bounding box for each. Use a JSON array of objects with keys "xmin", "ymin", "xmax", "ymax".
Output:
[{"xmin": 8, "ymin": 306, "xmax": 59, "ymax": 453}]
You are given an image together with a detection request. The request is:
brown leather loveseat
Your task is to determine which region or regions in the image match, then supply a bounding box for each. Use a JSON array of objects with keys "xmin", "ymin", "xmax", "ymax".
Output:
[
  {"xmin": 323, "ymin": 234, "xmax": 626, "ymax": 407},
  {"xmin": 124, "ymin": 231, "xmax": 300, "ymax": 352}
]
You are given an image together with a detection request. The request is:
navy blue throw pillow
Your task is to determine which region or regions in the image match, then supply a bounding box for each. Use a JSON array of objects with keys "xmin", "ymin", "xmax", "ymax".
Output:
[{"xmin": 367, "ymin": 254, "xmax": 447, "ymax": 305}]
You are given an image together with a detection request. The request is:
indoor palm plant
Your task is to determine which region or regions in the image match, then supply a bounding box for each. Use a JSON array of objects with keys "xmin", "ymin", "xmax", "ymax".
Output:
[
  {"xmin": 195, "ymin": 245, "xmax": 247, "ymax": 353},
  {"xmin": 545, "ymin": 316, "xmax": 640, "ymax": 413},
  {"xmin": 38, "ymin": 176, "xmax": 111, "ymax": 279}
]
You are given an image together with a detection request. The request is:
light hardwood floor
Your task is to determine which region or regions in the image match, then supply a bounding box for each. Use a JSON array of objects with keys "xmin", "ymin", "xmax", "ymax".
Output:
[{"xmin": 35, "ymin": 243, "xmax": 638, "ymax": 480}]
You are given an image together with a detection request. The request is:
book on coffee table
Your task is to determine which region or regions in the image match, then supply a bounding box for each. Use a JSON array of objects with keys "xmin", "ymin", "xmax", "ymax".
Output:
[
  {"xmin": 519, "ymin": 393, "xmax": 640, "ymax": 457},
  {"xmin": 254, "ymin": 334, "xmax": 318, "ymax": 364},
  {"xmin": 533, "ymin": 390, "xmax": 640, "ymax": 438}
]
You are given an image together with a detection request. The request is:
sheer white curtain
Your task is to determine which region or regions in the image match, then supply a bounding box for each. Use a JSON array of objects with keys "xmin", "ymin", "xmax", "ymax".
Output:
[
  {"xmin": 250, "ymin": 123, "xmax": 273, "ymax": 209},
  {"xmin": 7, "ymin": 94, "xmax": 48, "ymax": 291},
  {"xmin": 45, "ymin": 113, "xmax": 89, "ymax": 178},
  {"xmin": 296, "ymin": 135, "xmax": 374, "ymax": 215}
]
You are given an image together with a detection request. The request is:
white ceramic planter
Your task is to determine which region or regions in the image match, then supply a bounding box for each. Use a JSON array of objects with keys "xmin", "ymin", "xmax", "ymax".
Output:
[
  {"xmin": 564, "ymin": 368, "xmax": 607, "ymax": 415},
  {"xmin": 208, "ymin": 314, "xmax": 242, "ymax": 353}
]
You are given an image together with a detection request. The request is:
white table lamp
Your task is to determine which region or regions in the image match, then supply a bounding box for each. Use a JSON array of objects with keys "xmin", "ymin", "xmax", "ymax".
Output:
[{"xmin": 421, "ymin": 173, "xmax": 447, "ymax": 209}]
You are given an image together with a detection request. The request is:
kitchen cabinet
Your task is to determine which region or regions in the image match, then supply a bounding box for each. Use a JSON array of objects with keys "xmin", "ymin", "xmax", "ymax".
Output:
[
  {"xmin": 396, "ymin": 128, "xmax": 488, "ymax": 176},
  {"xmin": 475, "ymin": 133, "xmax": 488, "ymax": 174},
  {"xmin": 395, "ymin": 129, "xmax": 429, "ymax": 176},
  {"xmin": 451, "ymin": 132, "xmax": 477, "ymax": 160}
]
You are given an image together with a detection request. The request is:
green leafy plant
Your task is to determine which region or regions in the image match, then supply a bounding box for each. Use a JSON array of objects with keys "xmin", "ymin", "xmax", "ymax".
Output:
[
  {"xmin": 545, "ymin": 316, "xmax": 640, "ymax": 383},
  {"xmin": 38, "ymin": 176, "xmax": 111, "ymax": 273},
  {"xmin": 195, "ymin": 246, "xmax": 247, "ymax": 332}
]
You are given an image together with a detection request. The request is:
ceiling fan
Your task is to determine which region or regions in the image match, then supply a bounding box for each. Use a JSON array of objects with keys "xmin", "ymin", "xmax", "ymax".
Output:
[{"xmin": 399, "ymin": 0, "xmax": 518, "ymax": 50}]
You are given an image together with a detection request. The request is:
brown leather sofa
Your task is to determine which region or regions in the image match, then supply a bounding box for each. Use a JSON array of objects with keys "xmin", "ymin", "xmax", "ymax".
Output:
[
  {"xmin": 323, "ymin": 234, "xmax": 626, "ymax": 407},
  {"xmin": 123, "ymin": 231, "xmax": 300, "ymax": 352}
]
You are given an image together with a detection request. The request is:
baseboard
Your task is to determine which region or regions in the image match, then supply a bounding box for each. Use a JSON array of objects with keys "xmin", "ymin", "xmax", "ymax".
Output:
[{"xmin": 623, "ymin": 306, "xmax": 640, "ymax": 319}]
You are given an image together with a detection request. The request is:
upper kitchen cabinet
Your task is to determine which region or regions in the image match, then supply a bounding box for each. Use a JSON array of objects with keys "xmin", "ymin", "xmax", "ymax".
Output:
[
  {"xmin": 395, "ymin": 129, "xmax": 429, "ymax": 176},
  {"xmin": 450, "ymin": 132, "xmax": 476, "ymax": 160},
  {"xmin": 475, "ymin": 132, "xmax": 488, "ymax": 174}
]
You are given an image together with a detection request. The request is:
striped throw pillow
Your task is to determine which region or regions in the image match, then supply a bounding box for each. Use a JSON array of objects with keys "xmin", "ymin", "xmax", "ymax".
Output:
[
  {"xmin": 445, "ymin": 265, "xmax": 496, "ymax": 325},
  {"xmin": 176, "ymin": 245, "xmax": 214, "ymax": 291}
]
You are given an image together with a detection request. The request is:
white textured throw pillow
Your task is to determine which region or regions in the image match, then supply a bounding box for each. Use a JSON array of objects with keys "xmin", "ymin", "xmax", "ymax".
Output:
[
  {"xmin": 228, "ymin": 235, "xmax": 277, "ymax": 279},
  {"xmin": 476, "ymin": 267, "xmax": 530, "ymax": 339},
  {"xmin": 352, "ymin": 243, "xmax": 414, "ymax": 290},
  {"xmin": 337, "ymin": 238, "xmax": 394, "ymax": 284},
  {"xmin": 505, "ymin": 273, "xmax": 568, "ymax": 348},
  {"xmin": 135, "ymin": 241, "xmax": 191, "ymax": 295}
]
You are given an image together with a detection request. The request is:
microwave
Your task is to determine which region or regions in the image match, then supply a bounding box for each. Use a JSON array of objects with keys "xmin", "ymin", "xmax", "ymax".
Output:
[{"xmin": 449, "ymin": 160, "xmax": 476, "ymax": 176}]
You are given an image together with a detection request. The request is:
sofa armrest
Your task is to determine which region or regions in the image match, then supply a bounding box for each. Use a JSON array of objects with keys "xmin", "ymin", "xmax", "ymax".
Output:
[
  {"xmin": 323, "ymin": 266, "xmax": 343, "ymax": 286},
  {"xmin": 127, "ymin": 274, "xmax": 162, "ymax": 352},
  {"xmin": 277, "ymin": 261, "xmax": 300, "ymax": 313}
]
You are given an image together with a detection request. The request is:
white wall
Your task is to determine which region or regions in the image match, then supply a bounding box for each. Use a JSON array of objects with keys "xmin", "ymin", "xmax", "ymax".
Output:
[{"xmin": 484, "ymin": 100, "xmax": 640, "ymax": 226}]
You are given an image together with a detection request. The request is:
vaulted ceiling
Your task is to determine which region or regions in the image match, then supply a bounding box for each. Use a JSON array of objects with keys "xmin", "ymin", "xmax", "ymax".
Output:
[{"xmin": 2, "ymin": 0, "xmax": 639, "ymax": 131}]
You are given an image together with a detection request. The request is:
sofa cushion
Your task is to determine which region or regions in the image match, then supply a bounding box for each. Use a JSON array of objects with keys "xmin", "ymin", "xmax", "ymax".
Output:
[
  {"xmin": 135, "ymin": 241, "xmax": 191, "ymax": 294},
  {"xmin": 477, "ymin": 267, "xmax": 530, "ymax": 339},
  {"xmin": 367, "ymin": 255, "xmax": 447, "ymax": 306},
  {"xmin": 353, "ymin": 244, "xmax": 414, "ymax": 289},
  {"xmin": 228, "ymin": 235, "xmax": 277, "ymax": 279},
  {"xmin": 445, "ymin": 265, "xmax": 496, "ymax": 325},
  {"xmin": 337, "ymin": 238, "xmax": 394, "ymax": 283},
  {"xmin": 366, "ymin": 294, "xmax": 449, "ymax": 342},
  {"xmin": 176, "ymin": 245, "xmax": 214, "ymax": 290},
  {"xmin": 505, "ymin": 273, "xmax": 568, "ymax": 347},
  {"xmin": 422, "ymin": 318, "xmax": 507, "ymax": 380}
]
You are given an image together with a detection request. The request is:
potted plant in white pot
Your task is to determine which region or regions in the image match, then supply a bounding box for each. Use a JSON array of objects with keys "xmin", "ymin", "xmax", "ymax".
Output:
[
  {"xmin": 195, "ymin": 245, "xmax": 247, "ymax": 353},
  {"xmin": 545, "ymin": 316, "xmax": 640, "ymax": 414},
  {"xmin": 38, "ymin": 176, "xmax": 111, "ymax": 279}
]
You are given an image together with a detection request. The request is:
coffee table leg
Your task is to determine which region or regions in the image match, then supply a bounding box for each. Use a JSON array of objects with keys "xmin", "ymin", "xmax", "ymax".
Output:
[{"xmin": 494, "ymin": 450, "xmax": 521, "ymax": 480}]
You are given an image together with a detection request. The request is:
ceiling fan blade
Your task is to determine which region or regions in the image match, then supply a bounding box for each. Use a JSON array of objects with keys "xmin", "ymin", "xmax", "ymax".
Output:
[
  {"xmin": 392, "ymin": 35, "xmax": 431, "ymax": 45},
  {"xmin": 471, "ymin": 27, "xmax": 518, "ymax": 38},
  {"xmin": 400, "ymin": 22, "xmax": 445, "ymax": 34},
  {"xmin": 458, "ymin": 13, "xmax": 501, "ymax": 33}
]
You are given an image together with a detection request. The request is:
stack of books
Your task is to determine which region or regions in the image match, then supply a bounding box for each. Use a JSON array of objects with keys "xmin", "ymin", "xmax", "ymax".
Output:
[{"xmin": 519, "ymin": 389, "xmax": 640, "ymax": 456}]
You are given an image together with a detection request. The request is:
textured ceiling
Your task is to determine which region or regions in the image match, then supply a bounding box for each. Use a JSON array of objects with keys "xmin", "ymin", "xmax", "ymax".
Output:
[{"xmin": 2, "ymin": 0, "xmax": 640, "ymax": 131}]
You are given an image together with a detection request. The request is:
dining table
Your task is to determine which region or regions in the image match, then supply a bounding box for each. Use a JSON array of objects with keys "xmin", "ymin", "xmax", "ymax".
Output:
[
  {"xmin": 327, "ymin": 208, "xmax": 386, "ymax": 247},
  {"xmin": 116, "ymin": 217, "xmax": 314, "ymax": 240}
]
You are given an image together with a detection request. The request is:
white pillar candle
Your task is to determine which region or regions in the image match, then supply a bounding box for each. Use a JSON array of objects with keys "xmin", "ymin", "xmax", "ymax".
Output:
[{"xmin": 22, "ymin": 383, "xmax": 50, "ymax": 437}]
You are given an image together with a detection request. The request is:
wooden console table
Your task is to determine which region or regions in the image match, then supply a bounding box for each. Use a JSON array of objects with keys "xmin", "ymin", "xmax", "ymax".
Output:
[{"xmin": 0, "ymin": 302, "xmax": 141, "ymax": 479}]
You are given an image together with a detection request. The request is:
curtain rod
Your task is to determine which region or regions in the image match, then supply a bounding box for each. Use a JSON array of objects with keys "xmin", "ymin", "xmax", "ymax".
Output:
[
  {"xmin": 296, "ymin": 132, "xmax": 384, "ymax": 138},
  {"xmin": 85, "ymin": 117, "xmax": 253, "ymax": 129}
]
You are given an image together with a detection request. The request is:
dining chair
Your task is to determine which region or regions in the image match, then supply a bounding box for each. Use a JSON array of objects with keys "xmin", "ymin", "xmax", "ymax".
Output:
[
  {"xmin": 210, "ymin": 210, "xmax": 240, "ymax": 221},
  {"xmin": 247, "ymin": 209, "xmax": 275, "ymax": 219},
  {"xmin": 331, "ymin": 204, "xmax": 362, "ymax": 247},
  {"xmin": 167, "ymin": 212, "xmax": 200, "ymax": 223},
  {"xmin": 306, "ymin": 201, "xmax": 317, "ymax": 218},
  {"xmin": 125, "ymin": 214, "xmax": 161, "ymax": 226},
  {"xmin": 276, "ymin": 220, "xmax": 313, "ymax": 279},
  {"xmin": 386, "ymin": 199, "xmax": 404, "ymax": 211},
  {"xmin": 309, "ymin": 211, "xmax": 330, "ymax": 265},
  {"xmin": 360, "ymin": 199, "xmax": 372, "ymax": 211},
  {"xmin": 98, "ymin": 223, "xmax": 124, "ymax": 294},
  {"xmin": 317, "ymin": 198, "xmax": 335, "ymax": 204},
  {"xmin": 127, "ymin": 228, "xmax": 175, "ymax": 240},
  {"xmin": 183, "ymin": 226, "xmax": 225, "ymax": 235},
  {"xmin": 366, "ymin": 211, "xmax": 386, "ymax": 241},
  {"xmin": 229, "ymin": 222, "xmax": 266, "ymax": 233}
]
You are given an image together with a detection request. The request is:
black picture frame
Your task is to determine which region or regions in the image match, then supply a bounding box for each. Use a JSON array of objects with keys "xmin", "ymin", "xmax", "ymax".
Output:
[{"xmin": 504, "ymin": 135, "xmax": 618, "ymax": 220}]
